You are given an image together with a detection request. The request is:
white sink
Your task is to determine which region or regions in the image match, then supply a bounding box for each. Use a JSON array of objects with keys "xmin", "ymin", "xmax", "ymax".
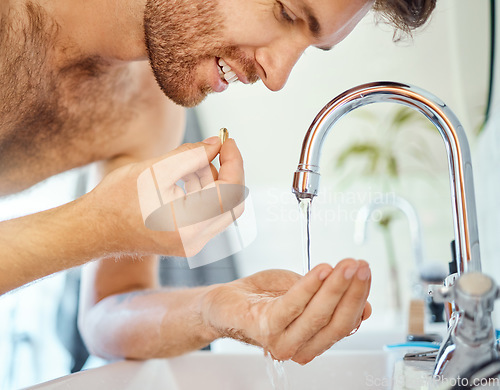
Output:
[{"xmin": 25, "ymin": 350, "xmax": 393, "ymax": 390}]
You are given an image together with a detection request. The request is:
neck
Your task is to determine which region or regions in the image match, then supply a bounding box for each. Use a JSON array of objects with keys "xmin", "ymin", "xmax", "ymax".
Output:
[{"xmin": 34, "ymin": 0, "xmax": 148, "ymax": 61}]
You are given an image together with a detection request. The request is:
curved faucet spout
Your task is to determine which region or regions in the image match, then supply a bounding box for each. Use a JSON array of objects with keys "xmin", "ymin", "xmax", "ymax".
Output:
[{"xmin": 291, "ymin": 81, "xmax": 480, "ymax": 275}]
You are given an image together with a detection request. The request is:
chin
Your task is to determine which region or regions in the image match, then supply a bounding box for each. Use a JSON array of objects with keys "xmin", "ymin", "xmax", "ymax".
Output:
[
  {"xmin": 164, "ymin": 85, "xmax": 212, "ymax": 108},
  {"xmin": 167, "ymin": 92, "xmax": 207, "ymax": 108},
  {"xmin": 152, "ymin": 81, "xmax": 199, "ymax": 107}
]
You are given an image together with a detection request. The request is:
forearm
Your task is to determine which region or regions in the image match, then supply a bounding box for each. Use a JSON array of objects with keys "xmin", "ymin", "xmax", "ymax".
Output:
[
  {"xmin": 0, "ymin": 194, "xmax": 115, "ymax": 295},
  {"xmin": 79, "ymin": 285, "xmax": 221, "ymax": 360}
]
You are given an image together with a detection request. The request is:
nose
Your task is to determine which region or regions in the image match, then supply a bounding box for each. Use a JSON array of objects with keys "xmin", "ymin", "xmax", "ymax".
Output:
[{"xmin": 256, "ymin": 41, "xmax": 307, "ymax": 92}]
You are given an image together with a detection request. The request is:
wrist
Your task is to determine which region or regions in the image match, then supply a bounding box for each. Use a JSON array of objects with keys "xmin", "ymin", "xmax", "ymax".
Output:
[
  {"xmin": 199, "ymin": 283, "xmax": 226, "ymax": 341},
  {"xmin": 80, "ymin": 186, "xmax": 135, "ymax": 255}
]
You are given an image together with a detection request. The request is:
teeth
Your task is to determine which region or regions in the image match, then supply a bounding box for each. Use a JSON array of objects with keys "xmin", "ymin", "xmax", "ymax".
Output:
[
  {"xmin": 218, "ymin": 58, "xmax": 239, "ymax": 83},
  {"xmin": 224, "ymin": 71, "xmax": 236, "ymax": 82}
]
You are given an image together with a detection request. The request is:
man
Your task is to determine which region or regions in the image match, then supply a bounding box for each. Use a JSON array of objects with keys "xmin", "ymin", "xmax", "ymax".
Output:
[{"xmin": 0, "ymin": 0, "xmax": 435, "ymax": 365}]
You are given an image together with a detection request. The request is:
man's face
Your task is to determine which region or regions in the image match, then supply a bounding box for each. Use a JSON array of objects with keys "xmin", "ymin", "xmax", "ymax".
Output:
[{"xmin": 144, "ymin": 0, "xmax": 372, "ymax": 107}]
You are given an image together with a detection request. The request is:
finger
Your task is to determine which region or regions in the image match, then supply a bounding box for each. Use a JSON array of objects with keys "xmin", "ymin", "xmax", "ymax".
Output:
[
  {"xmin": 182, "ymin": 162, "xmax": 217, "ymax": 194},
  {"xmin": 276, "ymin": 259, "xmax": 359, "ymax": 353},
  {"xmin": 182, "ymin": 172, "xmax": 202, "ymax": 194},
  {"xmin": 291, "ymin": 261, "xmax": 371, "ymax": 364},
  {"xmin": 151, "ymin": 138, "xmax": 221, "ymax": 189},
  {"xmin": 209, "ymin": 164, "xmax": 219, "ymax": 183},
  {"xmin": 269, "ymin": 263, "xmax": 333, "ymax": 337},
  {"xmin": 199, "ymin": 163, "xmax": 218, "ymax": 188},
  {"xmin": 217, "ymin": 139, "xmax": 244, "ymax": 186},
  {"xmin": 362, "ymin": 301, "xmax": 372, "ymax": 321},
  {"xmin": 163, "ymin": 182, "xmax": 187, "ymax": 202}
]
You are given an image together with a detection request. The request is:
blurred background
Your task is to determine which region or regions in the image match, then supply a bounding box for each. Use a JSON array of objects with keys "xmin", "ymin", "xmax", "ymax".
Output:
[{"xmin": 0, "ymin": 0, "xmax": 497, "ymax": 388}]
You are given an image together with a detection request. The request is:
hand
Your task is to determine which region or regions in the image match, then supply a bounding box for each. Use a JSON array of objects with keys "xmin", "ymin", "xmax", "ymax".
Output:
[
  {"xmin": 84, "ymin": 136, "xmax": 244, "ymax": 257},
  {"xmin": 203, "ymin": 259, "xmax": 372, "ymax": 365}
]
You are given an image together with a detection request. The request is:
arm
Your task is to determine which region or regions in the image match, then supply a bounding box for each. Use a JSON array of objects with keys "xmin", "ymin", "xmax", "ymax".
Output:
[
  {"xmin": 80, "ymin": 255, "xmax": 372, "ymax": 364},
  {"xmin": 78, "ymin": 255, "xmax": 220, "ymax": 359},
  {"xmin": 0, "ymin": 194, "xmax": 115, "ymax": 295},
  {"xmin": 79, "ymin": 137, "xmax": 246, "ymax": 358},
  {"xmin": 0, "ymin": 136, "xmax": 229, "ymax": 295}
]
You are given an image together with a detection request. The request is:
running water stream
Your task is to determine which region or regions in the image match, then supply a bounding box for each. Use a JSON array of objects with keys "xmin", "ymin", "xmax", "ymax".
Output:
[
  {"xmin": 264, "ymin": 351, "xmax": 289, "ymax": 390},
  {"xmin": 265, "ymin": 198, "xmax": 313, "ymax": 389},
  {"xmin": 298, "ymin": 198, "xmax": 312, "ymax": 274}
]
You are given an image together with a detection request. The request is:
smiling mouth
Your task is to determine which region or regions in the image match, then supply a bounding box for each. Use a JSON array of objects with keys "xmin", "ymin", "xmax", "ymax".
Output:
[{"xmin": 217, "ymin": 57, "xmax": 239, "ymax": 83}]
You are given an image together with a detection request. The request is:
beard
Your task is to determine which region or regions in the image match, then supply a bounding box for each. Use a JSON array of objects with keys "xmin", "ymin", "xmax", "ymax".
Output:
[{"xmin": 144, "ymin": 0, "xmax": 258, "ymax": 107}]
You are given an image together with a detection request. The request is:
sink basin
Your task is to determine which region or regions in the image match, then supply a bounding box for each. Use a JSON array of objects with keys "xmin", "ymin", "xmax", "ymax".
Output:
[{"xmin": 25, "ymin": 350, "xmax": 392, "ymax": 390}]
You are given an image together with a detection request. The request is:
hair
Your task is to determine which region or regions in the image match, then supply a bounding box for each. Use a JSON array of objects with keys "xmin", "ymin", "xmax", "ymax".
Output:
[{"xmin": 372, "ymin": 0, "xmax": 437, "ymax": 40}]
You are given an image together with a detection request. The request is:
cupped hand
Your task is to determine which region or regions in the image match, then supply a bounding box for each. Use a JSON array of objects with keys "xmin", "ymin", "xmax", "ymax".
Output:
[{"xmin": 203, "ymin": 258, "xmax": 372, "ymax": 365}]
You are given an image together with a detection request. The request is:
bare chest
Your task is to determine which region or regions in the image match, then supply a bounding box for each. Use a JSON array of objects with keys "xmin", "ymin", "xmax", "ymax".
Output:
[
  {"xmin": 0, "ymin": 4, "xmax": 183, "ymax": 196},
  {"xmin": 0, "ymin": 37, "xmax": 161, "ymax": 194}
]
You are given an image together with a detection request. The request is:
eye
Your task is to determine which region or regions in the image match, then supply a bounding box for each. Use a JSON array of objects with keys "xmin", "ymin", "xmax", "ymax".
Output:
[{"xmin": 276, "ymin": 1, "xmax": 296, "ymax": 24}]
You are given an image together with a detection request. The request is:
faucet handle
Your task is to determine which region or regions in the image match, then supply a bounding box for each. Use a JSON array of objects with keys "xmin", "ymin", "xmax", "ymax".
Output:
[
  {"xmin": 427, "ymin": 268, "xmax": 458, "ymax": 303},
  {"xmin": 430, "ymin": 272, "xmax": 498, "ymax": 319},
  {"xmin": 430, "ymin": 272, "xmax": 498, "ymax": 309},
  {"xmin": 431, "ymin": 272, "xmax": 499, "ymax": 344},
  {"xmin": 428, "ymin": 283, "xmax": 454, "ymax": 303},
  {"xmin": 455, "ymin": 272, "xmax": 499, "ymax": 315}
]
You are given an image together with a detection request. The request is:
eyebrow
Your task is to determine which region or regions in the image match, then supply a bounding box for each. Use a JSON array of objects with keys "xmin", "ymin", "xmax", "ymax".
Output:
[
  {"xmin": 300, "ymin": 3, "xmax": 333, "ymax": 51},
  {"xmin": 303, "ymin": 4, "xmax": 321, "ymax": 38}
]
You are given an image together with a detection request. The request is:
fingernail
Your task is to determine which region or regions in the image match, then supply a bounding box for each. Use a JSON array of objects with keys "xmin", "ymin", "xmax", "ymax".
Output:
[
  {"xmin": 344, "ymin": 265, "xmax": 358, "ymax": 280},
  {"xmin": 357, "ymin": 266, "xmax": 371, "ymax": 281},
  {"xmin": 202, "ymin": 136, "xmax": 220, "ymax": 145}
]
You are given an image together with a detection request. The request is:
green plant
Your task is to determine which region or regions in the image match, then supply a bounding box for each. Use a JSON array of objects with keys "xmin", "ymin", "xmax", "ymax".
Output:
[{"xmin": 335, "ymin": 105, "xmax": 437, "ymax": 190}]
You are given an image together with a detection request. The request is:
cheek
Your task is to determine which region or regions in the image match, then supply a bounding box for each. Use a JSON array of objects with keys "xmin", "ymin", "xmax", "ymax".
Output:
[{"xmin": 219, "ymin": 0, "xmax": 281, "ymax": 47}]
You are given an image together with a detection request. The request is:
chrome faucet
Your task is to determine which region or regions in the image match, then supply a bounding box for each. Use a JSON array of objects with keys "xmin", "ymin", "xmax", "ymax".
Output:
[
  {"xmin": 292, "ymin": 81, "xmax": 479, "ymax": 275},
  {"xmin": 291, "ymin": 81, "xmax": 496, "ymax": 382}
]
